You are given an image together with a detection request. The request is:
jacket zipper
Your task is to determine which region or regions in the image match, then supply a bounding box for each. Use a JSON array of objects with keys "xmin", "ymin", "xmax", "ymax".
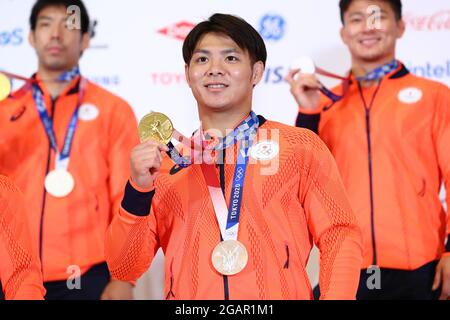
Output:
[
  {"xmin": 358, "ymin": 81, "xmax": 382, "ymax": 266},
  {"xmin": 39, "ymin": 98, "xmax": 57, "ymax": 263},
  {"xmin": 218, "ymin": 149, "xmax": 230, "ymax": 300},
  {"xmin": 365, "ymin": 107, "xmax": 377, "ymax": 266},
  {"xmin": 165, "ymin": 258, "xmax": 176, "ymax": 300}
]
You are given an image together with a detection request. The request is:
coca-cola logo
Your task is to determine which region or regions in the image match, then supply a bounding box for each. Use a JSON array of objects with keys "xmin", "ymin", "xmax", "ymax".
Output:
[
  {"xmin": 157, "ymin": 21, "xmax": 196, "ymax": 41},
  {"xmin": 403, "ymin": 10, "xmax": 450, "ymax": 31}
]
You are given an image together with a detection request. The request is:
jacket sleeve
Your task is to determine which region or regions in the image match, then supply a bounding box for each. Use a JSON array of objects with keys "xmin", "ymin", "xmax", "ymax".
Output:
[
  {"xmin": 0, "ymin": 178, "xmax": 45, "ymax": 300},
  {"xmin": 295, "ymin": 93, "xmax": 333, "ymax": 134},
  {"xmin": 298, "ymin": 131, "xmax": 363, "ymax": 300},
  {"xmin": 431, "ymin": 83, "xmax": 450, "ymax": 254},
  {"xmin": 105, "ymin": 180, "xmax": 160, "ymax": 283},
  {"xmin": 106, "ymin": 99, "xmax": 140, "ymax": 221}
]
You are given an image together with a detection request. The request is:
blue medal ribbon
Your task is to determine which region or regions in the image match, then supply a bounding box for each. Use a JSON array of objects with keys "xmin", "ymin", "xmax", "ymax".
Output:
[
  {"xmin": 199, "ymin": 111, "xmax": 259, "ymax": 240},
  {"xmin": 32, "ymin": 66, "xmax": 84, "ymax": 168},
  {"xmin": 356, "ymin": 59, "xmax": 398, "ymax": 82},
  {"xmin": 170, "ymin": 111, "xmax": 259, "ymax": 169},
  {"xmin": 318, "ymin": 60, "xmax": 398, "ymax": 103},
  {"xmin": 225, "ymin": 118, "xmax": 258, "ymax": 231}
]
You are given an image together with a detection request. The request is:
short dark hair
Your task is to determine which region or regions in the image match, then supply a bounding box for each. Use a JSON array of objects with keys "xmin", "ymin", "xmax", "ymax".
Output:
[
  {"xmin": 182, "ymin": 13, "xmax": 267, "ymax": 67},
  {"xmin": 339, "ymin": 0, "xmax": 402, "ymax": 24},
  {"xmin": 30, "ymin": 0, "xmax": 90, "ymax": 34}
]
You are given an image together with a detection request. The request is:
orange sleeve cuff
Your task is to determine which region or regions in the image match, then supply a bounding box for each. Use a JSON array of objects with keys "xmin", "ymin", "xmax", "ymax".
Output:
[
  {"xmin": 298, "ymin": 105, "xmax": 323, "ymax": 115},
  {"xmin": 129, "ymin": 178, "xmax": 155, "ymax": 193}
]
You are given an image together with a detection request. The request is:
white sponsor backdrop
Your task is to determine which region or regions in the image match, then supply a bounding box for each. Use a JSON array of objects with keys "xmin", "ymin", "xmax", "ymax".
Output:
[{"xmin": 1, "ymin": 0, "xmax": 448, "ymax": 299}]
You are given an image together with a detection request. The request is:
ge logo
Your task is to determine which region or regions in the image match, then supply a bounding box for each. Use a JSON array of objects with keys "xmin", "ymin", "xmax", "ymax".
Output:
[{"xmin": 259, "ymin": 14, "xmax": 286, "ymax": 41}]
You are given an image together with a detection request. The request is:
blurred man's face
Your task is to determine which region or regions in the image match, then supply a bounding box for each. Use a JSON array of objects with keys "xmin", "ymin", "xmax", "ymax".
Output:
[
  {"xmin": 340, "ymin": 0, "xmax": 405, "ymax": 64},
  {"xmin": 185, "ymin": 32, "xmax": 264, "ymax": 113},
  {"xmin": 29, "ymin": 5, "xmax": 90, "ymax": 72}
]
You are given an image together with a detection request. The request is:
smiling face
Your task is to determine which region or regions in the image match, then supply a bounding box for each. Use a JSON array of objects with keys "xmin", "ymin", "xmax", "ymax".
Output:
[
  {"xmin": 185, "ymin": 32, "xmax": 264, "ymax": 114},
  {"xmin": 28, "ymin": 5, "xmax": 90, "ymax": 73},
  {"xmin": 340, "ymin": 0, "xmax": 405, "ymax": 65}
]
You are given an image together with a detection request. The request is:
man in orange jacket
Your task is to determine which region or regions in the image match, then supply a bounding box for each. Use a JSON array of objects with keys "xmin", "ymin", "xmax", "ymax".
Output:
[
  {"xmin": 0, "ymin": 0, "xmax": 138, "ymax": 299},
  {"xmin": 105, "ymin": 13, "xmax": 363, "ymax": 300},
  {"xmin": 0, "ymin": 175, "xmax": 46, "ymax": 300},
  {"xmin": 286, "ymin": 0, "xmax": 450, "ymax": 299}
]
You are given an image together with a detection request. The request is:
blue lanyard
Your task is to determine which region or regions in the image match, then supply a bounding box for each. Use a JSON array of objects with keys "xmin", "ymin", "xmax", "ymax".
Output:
[
  {"xmin": 199, "ymin": 112, "xmax": 259, "ymax": 240},
  {"xmin": 318, "ymin": 60, "xmax": 398, "ymax": 104},
  {"xmin": 31, "ymin": 67, "xmax": 84, "ymax": 164},
  {"xmin": 226, "ymin": 123, "xmax": 258, "ymax": 231},
  {"xmin": 170, "ymin": 111, "xmax": 259, "ymax": 169},
  {"xmin": 320, "ymin": 86, "xmax": 345, "ymax": 103},
  {"xmin": 356, "ymin": 59, "xmax": 398, "ymax": 82}
]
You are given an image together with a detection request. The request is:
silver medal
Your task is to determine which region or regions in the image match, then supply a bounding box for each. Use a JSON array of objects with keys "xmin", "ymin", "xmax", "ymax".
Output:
[{"xmin": 45, "ymin": 169, "xmax": 75, "ymax": 198}]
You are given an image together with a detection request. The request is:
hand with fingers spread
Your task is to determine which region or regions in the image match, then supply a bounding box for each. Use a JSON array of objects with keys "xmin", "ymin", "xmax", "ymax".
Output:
[
  {"xmin": 285, "ymin": 69, "xmax": 322, "ymax": 111},
  {"xmin": 130, "ymin": 140, "xmax": 169, "ymax": 190}
]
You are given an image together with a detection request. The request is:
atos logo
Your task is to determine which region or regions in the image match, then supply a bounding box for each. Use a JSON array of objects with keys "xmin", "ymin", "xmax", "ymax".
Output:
[
  {"xmin": 158, "ymin": 21, "xmax": 196, "ymax": 41},
  {"xmin": 259, "ymin": 14, "xmax": 286, "ymax": 41},
  {"xmin": 0, "ymin": 28, "xmax": 24, "ymax": 46}
]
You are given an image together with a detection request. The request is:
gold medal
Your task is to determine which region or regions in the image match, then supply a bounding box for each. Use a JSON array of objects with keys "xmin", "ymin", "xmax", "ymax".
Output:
[
  {"xmin": 0, "ymin": 73, "xmax": 12, "ymax": 101},
  {"xmin": 211, "ymin": 240, "xmax": 248, "ymax": 276},
  {"xmin": 138, "ymin": 112, "xmax": 174, "ymax": 144}
]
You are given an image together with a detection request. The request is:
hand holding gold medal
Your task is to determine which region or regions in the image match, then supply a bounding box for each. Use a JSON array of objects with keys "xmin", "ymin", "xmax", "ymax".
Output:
[
  {"xmin": 131, "ymin": 112, "xmax": 182, "ymax": 190},
  {"xmin": 137, "ymin": 112, "xmax": 251, "ymax": 277}
]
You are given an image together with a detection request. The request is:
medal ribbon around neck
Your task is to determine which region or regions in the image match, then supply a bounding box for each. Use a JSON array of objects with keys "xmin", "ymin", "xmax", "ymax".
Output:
[
  {"xmin": 200, "ymin": 112, "xmax": 259, "ymax": 242},
  {"xmin": 32, "ymin": 66, "xmax": 86, "ymax": 172},
  {"xmin": 291, "ymin": 57, "xmax": 398, "ymax": 103}
]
